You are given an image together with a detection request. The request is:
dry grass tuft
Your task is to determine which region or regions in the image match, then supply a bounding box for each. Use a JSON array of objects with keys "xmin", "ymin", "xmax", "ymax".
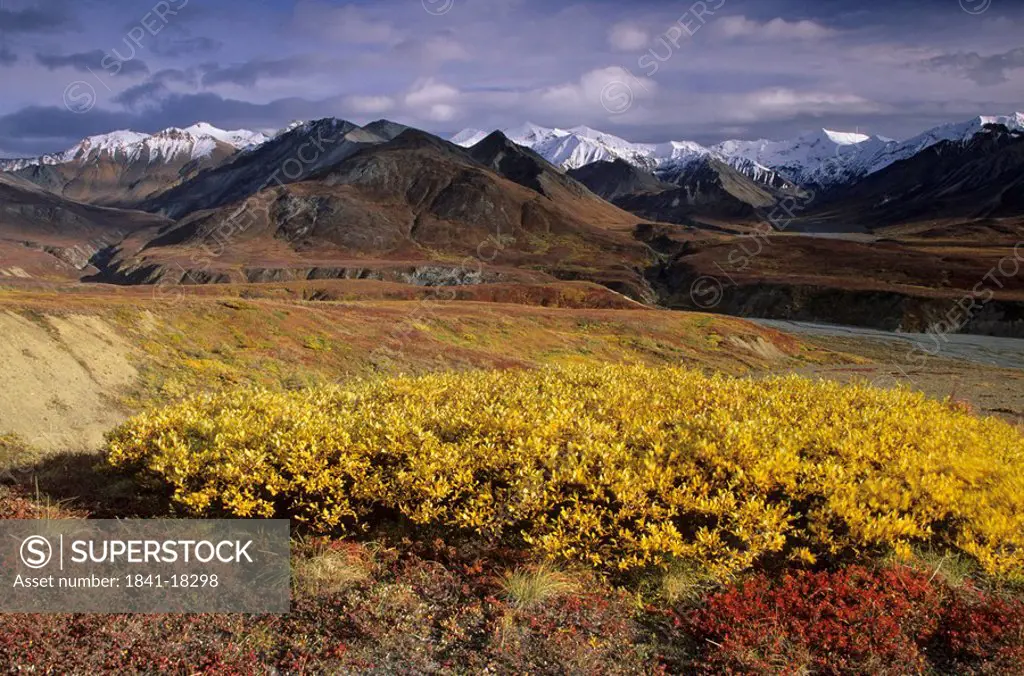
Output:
[
  {"xmin": 293, "ymin": 545, "xmax": 373, "ymax": 597},
  {"xmin": 0, "ymin": 432, "xmax": 43, "ymax": 474},
  {"xmin": 660, "ymin": 562, "xmax": 721, "ymax": 607},
  {"xmin": 896, "ymin": 547, "xmax": 981, "ymax": 591},
  {"xmin": 501, "ymin": 563, "xmax": 577, "ymax": 609}
]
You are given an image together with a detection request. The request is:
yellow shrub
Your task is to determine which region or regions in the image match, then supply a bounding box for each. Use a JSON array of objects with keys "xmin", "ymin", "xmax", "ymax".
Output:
[{"xmin": 105, "ymin": 365, "xmax": 1024, "ymax": 577}]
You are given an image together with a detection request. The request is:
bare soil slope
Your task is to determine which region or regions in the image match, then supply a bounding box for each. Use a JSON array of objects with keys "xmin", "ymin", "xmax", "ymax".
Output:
[{"xmin": 0, "ymin": 311, "xmax": 137, "ymax": 450}]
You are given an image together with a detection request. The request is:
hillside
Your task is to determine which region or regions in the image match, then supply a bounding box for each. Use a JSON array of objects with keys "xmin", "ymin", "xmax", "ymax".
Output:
[
  {"xmin": 101, "ymin": 128, "xmax": 657, "ymax": 300},
  {"xmin": 582, "ymin": 157, "xmax": 779, "ymax": 224},
  {"xmin": 649, "ymin": 233, "xmax": 1024, "ymax": 335},
  {"xmin": 0, "ymin": 174, "xmax": 169, "ymax": 278},
  {"xmin": 143, "ymin": 119, "xmax": 384, "ymax": 220},
  {"xmin": 567, "ymin": 159, "xmax": 673, "ymax": 201},
  {"xmin": 0, "ymin": 288, "xmax": 820, "ymax": 451},
  {"xmin": 804, "ymin": 124, "xmax": 1024, "ymax": 232}
]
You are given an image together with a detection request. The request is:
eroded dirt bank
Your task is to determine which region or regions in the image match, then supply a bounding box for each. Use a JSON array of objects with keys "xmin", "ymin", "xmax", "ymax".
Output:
[{"xmin": 0, "ymin": 311, "xmax": 137, "ymax": 451}]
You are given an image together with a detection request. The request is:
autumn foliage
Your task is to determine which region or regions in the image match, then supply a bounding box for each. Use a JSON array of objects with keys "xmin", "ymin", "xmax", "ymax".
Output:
[
  {"xmin": 106, "ymin": 364, "xmax": 1024, "ymax": 577},
  {"xmin": 685, "ymin": 566, "xmax": 1024, "ymax": 674}
]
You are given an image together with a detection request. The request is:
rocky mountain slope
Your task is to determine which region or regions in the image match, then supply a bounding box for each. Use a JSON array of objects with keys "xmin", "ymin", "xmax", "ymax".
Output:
[
  {"xmin": 465, "ymin": 131, "xmax": 595, "ymax": 200},
  {"xmin": 99, "ymin": 125, "xmax": 657, "ymax": 300},
  {"xmin": 142, "ymin": 119, "xmax": 384, "ymax": 220},
  {"xmin": 568, "ymin": 156, "xmax": 783, "ymax": 225},
  {"xmin": 567, "ymin": 159, "xmax": 673, "ymax": 202}
]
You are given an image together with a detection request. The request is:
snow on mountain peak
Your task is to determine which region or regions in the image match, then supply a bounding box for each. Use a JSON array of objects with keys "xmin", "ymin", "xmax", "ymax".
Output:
[
  {"xmin": 72, "ymin": 130, "xmax": 149, "ymax": 153},
  {"xmin": 61, "ymin": 131, "xmax": 149, "ymax": 163},
  {"xmin": 452, "ymin": 123, "xmax": 669, "ymax": 171},
  {"xmin": 450, "ymin": 128, "xmax": 489, "ymax": 147},
  {"xmin": 866, "ymin": 112, "xmax": 1024, "ymax": 175},
  {"xmin": 182, "ymin": 122, "xmax": 269, "ymax": 149},
  {"xmin": 978, "ymin": 112, "xmax": 1024, "ymax": 130},
  {"xmin": 275, "ymin": 120, "xmax": 309, "ymax": 137},
  {"xmin": 567, "ymin": 125, "xmax": 624, "ymax": 141},
  {"xmin": 271, "ymin": 118, "xmax": 357, "ymax": 141},
  {"xmin": 502, "ymin": 122, "xmax": 571, "ymax": 146},
  {"xmin": 452, "ymin": 112, "xmax": 1023, "ymax": 188},
  {"xmin": 817, "ymin": 129, "xmax": 871, "ymax": 145},
  {"xmin": 1, "ymin": 123, "xmax": 270, "ymax": 170},
  {"xmin": 655, "ymin": 140, "xmax": 711, "ymax": 161}
]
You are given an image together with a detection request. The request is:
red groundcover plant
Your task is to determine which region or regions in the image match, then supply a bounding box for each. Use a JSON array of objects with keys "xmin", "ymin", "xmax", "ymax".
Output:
[{"xmin": 684, "ymin": 566, "xmax": 1024, "ymax": 675}]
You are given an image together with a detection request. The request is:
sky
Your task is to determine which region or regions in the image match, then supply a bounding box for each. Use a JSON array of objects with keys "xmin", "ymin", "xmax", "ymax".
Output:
[{"xmin": 0, "ymin": 0, "xmax": 1022, "ymax": 157}]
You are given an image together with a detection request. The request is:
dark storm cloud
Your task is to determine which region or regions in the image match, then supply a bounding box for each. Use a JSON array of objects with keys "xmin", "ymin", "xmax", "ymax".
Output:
[
  {"xmin": 0, "ymin": 105, "xmax": 132, "ymax": 138},
  {"xmin": 0, "ymin": 47, "xmax": 17, "ymax": 66},
  {"xmin": 924, "ymin": 47, "xmax": 1024, "ymax": 86},
  {"xmin": 147, "ymin": 93, "xmax": 331, "ymax": 127},
  {"xmin": 112, "ymin": 68, "xmax": 200, "ymax": 108},
  {"xmin": 200, "ymin": 56, "xmax": 318, "ymax": 87},
  {"xmin": 0, "ymin": 7, "xmax": 74, "ymax": 34},
  {"xmin": 112, "ymin": 81, "xmax": 169, "ymax": 108},
  {"xmin": 0, "ymin": 105, "xmax": 139, "ymax": 155},
  {"xmin": 35, "ymin": 49, "xmax": 150, "ymax": 77}
]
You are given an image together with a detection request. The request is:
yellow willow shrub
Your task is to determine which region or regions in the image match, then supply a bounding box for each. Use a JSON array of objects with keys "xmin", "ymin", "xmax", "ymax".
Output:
[{"xmin": 105, "ymin": 365, "xmax": 1024, "ymax": 577}]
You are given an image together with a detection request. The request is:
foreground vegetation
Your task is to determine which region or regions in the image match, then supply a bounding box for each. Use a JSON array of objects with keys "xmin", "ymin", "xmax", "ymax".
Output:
[
  {"xmin": 4, "ymin": 362, "xmax": 1023, "ymax": 672},
  {"xmin": 109, "ymin": 364, "xmax": 1024, "ymax": 579},
  {"xmin": 0, "ymin": 484, "xmax": 1021, "ymax": 673}
]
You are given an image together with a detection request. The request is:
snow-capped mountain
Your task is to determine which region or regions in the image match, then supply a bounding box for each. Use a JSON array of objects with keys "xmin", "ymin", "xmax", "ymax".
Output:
[
  {"xmin": 503, "ymin": 122, "xmax": 570, "ymax": 148},
  {"xmin": 451, "ymin": 122, "xmax": 860, "ymax": 187},
  {"xmin": 0, "ymin": 123, "xmax": 271, "ymax": 207},
  {"xmin": 538, "ymin": 126, "xmax": 655, "ymax": 169},
  {"xmin": 450, "ymin": 128, "xmax": 490, "ymax": 147},
  {"xmin": 451, "ymin": 123, "xmax": 780, "ymax": 187},
  {"xmin": 0, "ymin": 123, "xmax": 269, "ymax": 172},
  {"xmin": 453, "ymin": 122, "xmax": 685, "ymax": 171},
  {"xmin": 709, "ymin": 115, "xmax": 1023, "ymax": 187},
  {"xmin": 274, "ymin": 120, "xmax": 313, "ymax": 138},
  {"xmin": 452, "ymin": 112, "xmax": 1024, "ymax": 189},
  {"xmin": 509, "ymin": 123, "xmax": 668, "ymax": 170},
  {"xmin": 711, "ymin": 129, "xmax": 898, "ymax": 187},
  {"xmin": 182, "ymin": 122, "xmax": 268, "ymax": 150},
  {"xmin": 867, "ymin": 113, "xmax": 1024, "ymax": 175},
  {"xmin": 650, "ymin": 140, "xmax": 713, "ymax": 166}
]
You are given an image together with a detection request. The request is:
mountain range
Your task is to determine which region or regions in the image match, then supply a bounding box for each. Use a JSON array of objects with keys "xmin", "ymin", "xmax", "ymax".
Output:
[
  {"xmin": 452, "ymin": 113, "xmax": 1024, "ymax": 190},
  {"xmin": 0, "ymin": 123, "xmax": 267, "ymax": 173},
  {"xmin": 0, "ymin": 120, "xmax": 655, "ymax": 299},
  {"xmin": 2, "ymin": 112, "xmax": 1023, "ymax": 334},
  {"xmin": 3, "ymin": 112, "xmax": 1020, "ymax": 204}
]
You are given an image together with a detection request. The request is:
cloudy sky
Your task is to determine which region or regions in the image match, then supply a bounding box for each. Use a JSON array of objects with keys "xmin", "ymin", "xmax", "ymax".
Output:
[{"xmin": 0, "ymin": 0, "xmax": 1022, "ymax": 156}]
